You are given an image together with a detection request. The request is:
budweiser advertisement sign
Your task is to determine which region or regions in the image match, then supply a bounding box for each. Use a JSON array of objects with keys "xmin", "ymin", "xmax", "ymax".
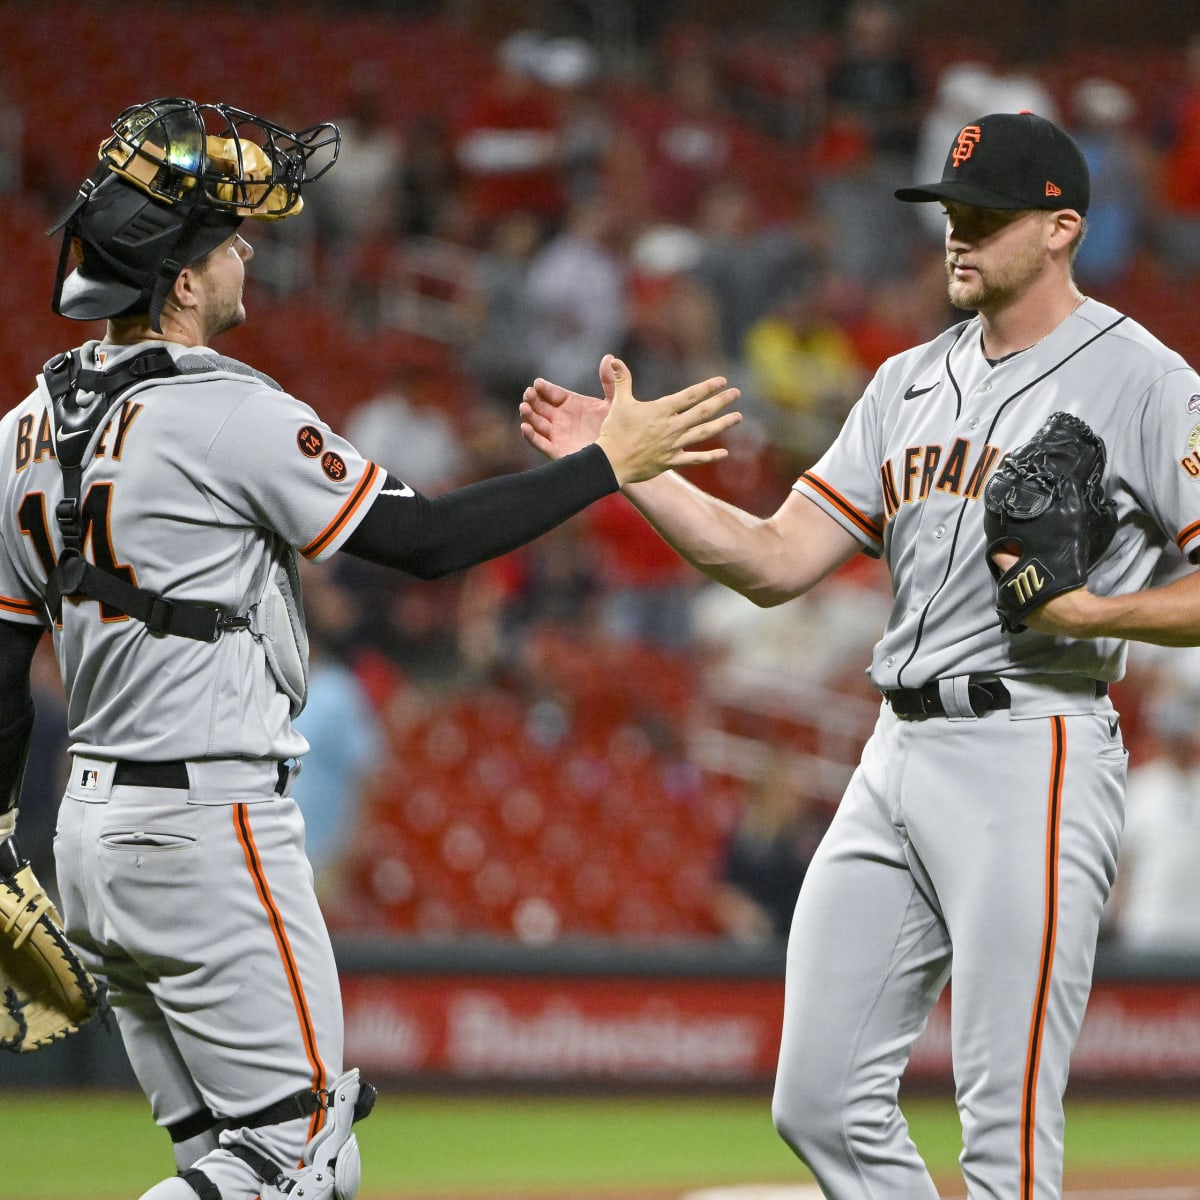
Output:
[{"xmin": 341, "ymin": 973, "xmax": 1200, "ymax": 1084}]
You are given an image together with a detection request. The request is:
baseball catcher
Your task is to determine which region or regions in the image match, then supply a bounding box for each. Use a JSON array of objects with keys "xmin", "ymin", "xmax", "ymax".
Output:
[
  {"xmin": 0, "ymin": 85, "xmax": 740, "ymax": 1200},
  {"xmin": 984, "ymin": 411, "xmax": 1118, "ymax": 633}
]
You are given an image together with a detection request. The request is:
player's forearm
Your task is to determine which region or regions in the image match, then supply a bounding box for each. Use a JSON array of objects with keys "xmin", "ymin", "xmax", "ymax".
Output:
[
  {"xmin": 1034, "ymin": 570, "xmax": 1200, "ymax": 645},
  {"xmin": 342, "ymin": 447, "xmax": 618, "ymax": 578},
  {"xmin": 621, "ymin": 474, "xmax": 845, "ymax": 607}
]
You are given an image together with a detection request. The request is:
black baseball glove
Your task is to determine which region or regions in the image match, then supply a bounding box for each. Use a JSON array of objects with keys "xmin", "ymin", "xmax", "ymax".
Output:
[{"xmin": 983, "ymin": 411, "xmax": 1118, "ymax": 634}]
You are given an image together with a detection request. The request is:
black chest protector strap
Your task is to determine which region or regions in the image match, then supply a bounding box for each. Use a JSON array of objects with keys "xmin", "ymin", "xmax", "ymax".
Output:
[{"xmin": 42, "ymin": 348, "xmax": 252, "ymax": 642}]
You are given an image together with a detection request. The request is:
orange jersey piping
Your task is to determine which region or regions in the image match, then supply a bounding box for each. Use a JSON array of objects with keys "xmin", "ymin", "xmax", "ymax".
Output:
[
  {"xmin": 232, "ymin": 803, "xmax": 327, "ymax": 1140},
  {"xmin": 301, "ymin": 462, "xmax": 381, "ymax": 560},
  {"xmin": 797, "ymin": 471, "xmax": 884, "ymax": 543},
  {"xmin": 1020, "ymin": 715, "xmax": 1066, "ymax": 1200}
]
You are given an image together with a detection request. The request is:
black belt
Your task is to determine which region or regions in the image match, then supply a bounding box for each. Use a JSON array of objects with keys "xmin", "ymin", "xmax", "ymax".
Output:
[
  {"xmin": 885, "ymin": 679, "xmax": 1010, "ymax": 720},
  {"xmin": 885, "ymin": 678, "xmax": 1107, "ymax": 720},
  {"xmin": 112, "ymin": 760, "xmax": 291, "ymax": 793}
]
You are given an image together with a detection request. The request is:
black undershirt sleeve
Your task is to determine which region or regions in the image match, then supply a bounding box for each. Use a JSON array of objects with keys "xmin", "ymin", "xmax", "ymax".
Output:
[
  {"xmin": 341, "ymin": 443, "xmax": 619, "ymax": 578},
  {"xmin": 0, "ymin": 619, "xmax": 42, "ymax": 818}
]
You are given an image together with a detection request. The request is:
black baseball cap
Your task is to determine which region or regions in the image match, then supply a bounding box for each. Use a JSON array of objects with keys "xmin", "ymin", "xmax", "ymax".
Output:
[{"xmin": 895, "ymin": 111, "xmax": 1090, "ymax": 215}]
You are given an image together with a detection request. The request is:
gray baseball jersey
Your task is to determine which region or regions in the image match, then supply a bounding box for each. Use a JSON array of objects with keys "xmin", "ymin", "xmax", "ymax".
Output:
[
  {"xmin": 0, "ymin": 338, "xmax": 384, "ymax": 1190},
  {"xmin": 0, "ymin": 339, "xmax": 383, "ymax": 759},
  {"xmin": 771, "ymin": 298, "xmax": 1200, "ymax": 1199},
  {"xmin": 797, "ymin": 298, "xmax": 1200, "ymax": 690}
]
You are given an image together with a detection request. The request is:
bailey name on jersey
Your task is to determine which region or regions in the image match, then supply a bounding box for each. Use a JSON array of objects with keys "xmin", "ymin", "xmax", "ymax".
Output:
[{"xmin": 12, "ymin": 400, "xmax": 144, "ymax": 472}]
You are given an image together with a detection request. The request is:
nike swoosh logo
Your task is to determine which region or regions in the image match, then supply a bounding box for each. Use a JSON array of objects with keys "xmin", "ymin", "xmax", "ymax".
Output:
[
  {"xmin": 903, "ymin": 383, "xmax": 938, "ymax": 401},
  {"xmin": 382, "ymin": 485, "xmax": 415, "ymax": 498},
  {"xmin": 56, "ymin": 427, "xmax": 88, "ymax": 441}
]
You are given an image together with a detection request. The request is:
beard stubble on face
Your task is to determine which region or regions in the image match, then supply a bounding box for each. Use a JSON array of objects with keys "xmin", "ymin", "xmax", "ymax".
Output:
[
  {"xmin": 944, "ymin": 220, "xmax": 1049, "ymax": 313},
  {"xmin": 203, "ymin": 288, "xmax": 247, "ymax": 342}
]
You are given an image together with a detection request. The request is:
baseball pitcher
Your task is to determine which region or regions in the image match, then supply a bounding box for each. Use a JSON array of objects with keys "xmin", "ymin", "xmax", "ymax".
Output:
[{"xmin": 522, "ymin": 111, "xmax": 1200, "ymax": 1199}]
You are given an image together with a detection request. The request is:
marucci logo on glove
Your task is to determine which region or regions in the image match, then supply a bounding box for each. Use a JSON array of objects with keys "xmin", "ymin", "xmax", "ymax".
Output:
[{"xmin": 1003, "ymin": 561, "xmax": 1048, "ymax": 606}]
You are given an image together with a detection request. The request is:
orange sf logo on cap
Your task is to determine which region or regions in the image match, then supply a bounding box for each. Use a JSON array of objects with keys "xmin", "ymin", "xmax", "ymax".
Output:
[{"xmin": 952, "ymin": 125, "xmax": 982, "ymax": 166}]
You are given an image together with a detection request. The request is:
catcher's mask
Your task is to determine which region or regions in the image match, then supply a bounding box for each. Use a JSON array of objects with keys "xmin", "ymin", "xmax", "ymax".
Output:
[{"xmin": 48, "ymin": 98, "xmax": 340, "ymax": 332}]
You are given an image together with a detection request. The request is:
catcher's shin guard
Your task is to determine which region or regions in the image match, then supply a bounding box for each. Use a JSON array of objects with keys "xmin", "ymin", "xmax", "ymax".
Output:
[{"xmin": 258, "ymin": 1068, "xmax": 376, "ymax": 1200}]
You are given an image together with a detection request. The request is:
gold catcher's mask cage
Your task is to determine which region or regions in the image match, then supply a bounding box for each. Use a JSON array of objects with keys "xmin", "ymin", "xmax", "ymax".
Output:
[
  {"xmin": 49, "ymin": 97, "xmax": 340, "ymax": 331},
  {"xmin": 100, "ymin": 97, "xmax": 340, "ymax": 219}
]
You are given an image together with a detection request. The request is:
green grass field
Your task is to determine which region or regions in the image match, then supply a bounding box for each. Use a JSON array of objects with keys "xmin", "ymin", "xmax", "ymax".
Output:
[{"xmin": 3, "ymin": 1090, "xmax": 1198, "ymax": 1198}]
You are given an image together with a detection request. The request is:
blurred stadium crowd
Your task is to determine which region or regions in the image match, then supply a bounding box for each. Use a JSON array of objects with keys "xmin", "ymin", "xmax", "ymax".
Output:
[{"xmin": 5, "ymin": 0, "xmax": 1200, "ymax": 949}]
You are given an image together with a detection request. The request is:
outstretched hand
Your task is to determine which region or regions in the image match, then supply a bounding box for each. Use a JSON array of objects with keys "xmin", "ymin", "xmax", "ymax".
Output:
[{"xmin": 520, "ymin": 354, "xmax": 741, "ymax": 486}]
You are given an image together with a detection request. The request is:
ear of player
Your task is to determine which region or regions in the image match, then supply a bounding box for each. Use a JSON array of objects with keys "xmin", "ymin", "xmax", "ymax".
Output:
[{"xmin": 983, "ymin": 411, "xmax": 1118, "ymax": 633}]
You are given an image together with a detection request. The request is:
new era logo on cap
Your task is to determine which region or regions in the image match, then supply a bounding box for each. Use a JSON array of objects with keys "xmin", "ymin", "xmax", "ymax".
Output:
[{"xmin": 895, "ymin": 111, "xmax": 1090, "ymax": 215}]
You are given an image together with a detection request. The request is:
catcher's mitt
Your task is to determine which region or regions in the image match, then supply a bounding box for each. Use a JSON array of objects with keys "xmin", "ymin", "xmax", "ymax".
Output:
[
  {"xmin": 983, "ymin": 411, "xmax": 1117, "ymax": 634},
  {"xmin": 0, "ymin": 848, "xmax": 103, "ymax": 1052}
]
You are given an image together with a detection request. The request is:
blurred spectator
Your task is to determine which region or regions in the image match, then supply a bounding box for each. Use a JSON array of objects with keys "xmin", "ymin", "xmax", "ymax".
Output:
[
  {"xmin": 458, "ymin": 522, "xmax": 603, "ymax": 678},
  {"xmin": 463, "ymin": 210, "xmax": 545, "ymax": 401},
  {"xmin": 742, "ymin": 269, "xmax": 869, "ymax": 461},
  {"xmin": 809, "ymin": 136, "xmax": 924, "ymax": 284},
  {"xmin": 623, "ymin": 223, "xmax": 730, "ymax": 401},
  {"xmin": 1068, "ymin": 78, "xmax": 1150, "ymax": 289},
  {"xmin": 717, "ymin": 29, "xmax": 827, "ymax": 145},
  {"xmin": 843, "ymin": 265, "xmax": 954, "ymax": 372},
  {"xmin": 824, "ymin": 0, "xmax": 923, "ymax": 164},
  {"xmin": 291, "ymin": 568, "xmax": 383, "ymax": 906},
  {"xmin": 584, "ymin": 492, "xmax": 701, "ymax": 649},
  {"xmin": 399, "ymin": 117, "xmax": 459, "ymax": 240},
  {"xmin": 343, "ymin": 373, "xmax": 468, "ymax": 492},
  {"xmin": 1154, "ymin": 32, "xmax": 1200, "ymax": 276},
  {"xmin": 1107, "ymin": 669, "xmax": 1200, "ymax": 953},
  {"xmin": 524, "ymin": 193, "xmax": 629, "ymax": 395},
  {"xmin": 637, "ymin": 50, "xmax": 742, "ymax": 223},
  {"xmin": 452, "ymin": 30, "xmax": 567, "ymax": 236},
  {"xmin": 692, "ymin": 555, "xmax": 892, "ymax": 704},
  {"xmin": 313, "ymin": 67, "xmax": 406, "ymax": 322},
  {"xmin": 245, "ymin": 212, "xmax": 320, "ymax": 300},
  {"xmin": 712, "ymin": 751, "xmax": 833, "ymax": 944},
  {"xmin": 536, "ymin": 35, "xmax": 617, "ymax": 204},
  {"xmin": 688, "ymin": 179, "xmax": 824, "ymax": 361}
]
